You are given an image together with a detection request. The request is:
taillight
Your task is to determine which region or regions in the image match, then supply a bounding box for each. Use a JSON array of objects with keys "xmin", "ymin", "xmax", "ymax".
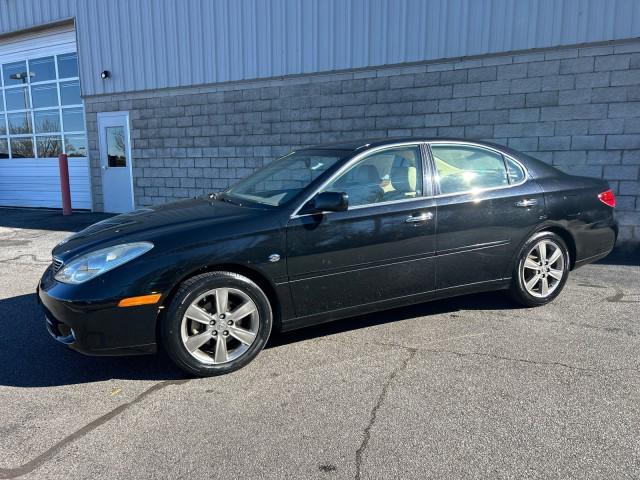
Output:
[{"xmin": 598, "ymin": 189, "xmax": 616, "ymax": 208}]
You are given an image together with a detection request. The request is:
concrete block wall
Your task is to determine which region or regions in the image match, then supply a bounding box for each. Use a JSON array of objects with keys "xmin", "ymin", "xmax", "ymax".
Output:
[{"xmin": 84, "ymin": 38, "xmax": 640, "ymax": 243}]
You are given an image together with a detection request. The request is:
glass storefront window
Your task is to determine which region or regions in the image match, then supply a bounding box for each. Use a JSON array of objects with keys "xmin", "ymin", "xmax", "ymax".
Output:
[
  {"xmin": 2, "ymin": 61, "xmax": 29, "ymax": 86},
  {"xmin": 36, "ymin": 135, "xmax": 63, "ymax": 157},
  {"xmin": 10, "ymin": 137, "xmax": 34, "ymax": 158},
  {"xmin": 1, "ymin": 52, "xmax": 85, "ymax": 159},
  {"xmin": 62, "ymin": 108, "xmax": 84, "ymax": 132},
  {"xmin": 29, "ymin": 57, "xmax": 56, "ymax": 83},
  {"xmin": 31, "ymin": 83, "xmax": 59, "ymax": 108},
  {"xmin": 60, "ymin": 81, "xmax": 81, "ymax": 105},
  {"xmin": 57, "ymin": 53, "xmax": 78, "ymax": 79},
  {"xmin": 34, "ymin": 110, "xmax": 61, "ymax": 133},
  {"xmin": 5, "ymin": 87, "xmax": 30, "ymax": 110},
  {"xmin": 7, "ymin": 112, "xmax": 32, "ymax": 134},
  {"xmin": 0, "ymin": 139, "xmax": 8, "ymax": 158},
  {"xmin": 65, "ymin": 135, "xmax": 87, "ymax": 157}
]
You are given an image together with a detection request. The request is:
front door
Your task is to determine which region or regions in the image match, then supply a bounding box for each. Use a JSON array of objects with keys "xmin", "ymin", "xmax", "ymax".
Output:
[
  {"xmin": 429, "ymin": 142, "xmax": 545, "ymax": 290},
  {"xmin": 98, "ymin": 112, "xmax": 134, "ymax": 213},
  {"xmin": 286, "ymin": 144, "xmax": 436, "ymax": 319}
]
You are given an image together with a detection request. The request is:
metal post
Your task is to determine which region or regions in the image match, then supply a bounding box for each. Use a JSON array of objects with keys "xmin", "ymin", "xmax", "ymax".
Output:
[{"xmin": 58, "ymin": 153, "xmax": 72, "ymax": 216}]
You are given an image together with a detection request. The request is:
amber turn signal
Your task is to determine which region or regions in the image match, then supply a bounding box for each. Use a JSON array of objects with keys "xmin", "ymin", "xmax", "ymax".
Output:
[{"xmin": 117, "ymin": 293, "xmax": 162, "ymax": 307}]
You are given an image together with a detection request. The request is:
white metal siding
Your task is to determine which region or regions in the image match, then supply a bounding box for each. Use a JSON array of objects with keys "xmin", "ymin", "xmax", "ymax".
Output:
[
  {"xmin": 1, "ymin": 0, "xmax": 640, "ymax": 97},
  {"xmin": 0, "ymin": 158, "xmax": 91, "ymax": 208},
  {"xmin": 0, "ymin": 24, "xmax": 91, "ymax": 209}
]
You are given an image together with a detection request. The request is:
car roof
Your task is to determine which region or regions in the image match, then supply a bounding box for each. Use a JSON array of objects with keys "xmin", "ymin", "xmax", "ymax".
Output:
[{"xmin": 303, "ymin": 137, "xmax": 508, "ymax": 152}]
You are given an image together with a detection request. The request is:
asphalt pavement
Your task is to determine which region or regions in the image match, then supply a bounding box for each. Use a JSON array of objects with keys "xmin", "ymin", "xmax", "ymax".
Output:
[{"xmin": 0, "ymin": 207, "xmax": 638, "ymax": 479}]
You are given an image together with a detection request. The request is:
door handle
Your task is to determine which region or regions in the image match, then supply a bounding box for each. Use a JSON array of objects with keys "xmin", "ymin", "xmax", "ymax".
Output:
[
  {"xmin": 101, "ymin": 165, "xmax": 108, "ymax": 170},
  {"xmin": 515, "ymin": 199, "xmax": 538, "ymax": 208},
  {"xmin": 405, "ymin": 212, "xmax": 433, "ymax": 223}
]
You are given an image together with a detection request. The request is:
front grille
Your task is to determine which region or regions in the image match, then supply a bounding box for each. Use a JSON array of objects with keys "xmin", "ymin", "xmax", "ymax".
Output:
[{"xmin": 52, "ymin": 257, "xmax": 64, "ymax": 274}]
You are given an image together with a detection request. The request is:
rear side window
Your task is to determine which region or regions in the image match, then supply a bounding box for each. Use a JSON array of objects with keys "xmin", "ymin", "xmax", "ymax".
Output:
[
  {"xmin": 431, "ymin": 145, "xmax": 509, "ymax": 195},
  {"xmin": 506, "ymin": 157, "xmax": 526, "ymax": 184}
]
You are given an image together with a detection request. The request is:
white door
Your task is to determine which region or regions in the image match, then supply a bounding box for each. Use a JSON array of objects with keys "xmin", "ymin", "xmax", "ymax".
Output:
[{"xmin": 98, "ymin": 111, "xmax": 134, "ymax": 213}]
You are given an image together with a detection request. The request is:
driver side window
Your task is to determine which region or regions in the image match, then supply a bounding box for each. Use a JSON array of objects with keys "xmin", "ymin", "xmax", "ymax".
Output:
[{"xmin": 323, "ymin": 146, "xmax": 423, "ymax": 207}]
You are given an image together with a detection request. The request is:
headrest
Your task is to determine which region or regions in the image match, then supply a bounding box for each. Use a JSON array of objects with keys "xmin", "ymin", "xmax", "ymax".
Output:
[
  {"xmin": 354, "ymin": 164, "xmax": 380, "ymax": 184},
  {"xmin": 390, "ymin": 166, "xmax": 417, "ymax": 192}
]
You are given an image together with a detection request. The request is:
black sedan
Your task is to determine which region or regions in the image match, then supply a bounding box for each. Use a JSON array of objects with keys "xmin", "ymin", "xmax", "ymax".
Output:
[{"xmin": 39, "ymin": 138, "xmax": 617, "ymax": 376}]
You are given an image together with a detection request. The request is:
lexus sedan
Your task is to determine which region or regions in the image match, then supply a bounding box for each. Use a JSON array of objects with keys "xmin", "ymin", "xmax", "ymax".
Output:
[{"xmin": 39, "ymin": 138, "xmax": 617, "ymax": 376}]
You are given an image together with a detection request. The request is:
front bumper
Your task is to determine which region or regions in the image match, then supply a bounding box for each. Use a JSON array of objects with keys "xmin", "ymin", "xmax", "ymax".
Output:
[{"xmin": 38, "ymin": 267, "xmax": 159, "ymax": 356}]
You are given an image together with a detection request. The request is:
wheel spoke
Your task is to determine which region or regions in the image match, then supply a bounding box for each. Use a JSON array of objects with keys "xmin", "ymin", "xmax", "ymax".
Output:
[
  {"xmin": 228, "ymin": 301, "xmax": 257, "ymax": 321},
  {"xmin": 524, "ymin": 257, "xmax": 539, "ymax": 270},
  {"xmin": 228, "ymin": 325, "xmax": 256, "ymax": 346},
  {"xmin": 547, "ymin": 248, "xmax": 562, "ymax": 265},
  {"xmin": 538, "ymin": 242, "xmax": 547, "ymax": 263},
  {"xmin": 526, "ymin": 274, "xmax": 541, "ymax": 291},
  {"xmin": 185, "ymin": 331, "xmax": 212, "ymax": 352},
  {"xmin": 215, "ymin": 288, "xmax": 229, "ymax": 315},
  {"xmin": 214, "ymin": 336, "xmax": 228, "ymax": 363},
  {"xmin": 540, "ymin": 277, "xmax": 549, "ymax": 296},
  {"xmin": 548, "ymin": 268, "xmax": 563, "ymax": 280},
  {"xmin": 185, "ymin": 304, "xmax": 212, "ymax": 325}
]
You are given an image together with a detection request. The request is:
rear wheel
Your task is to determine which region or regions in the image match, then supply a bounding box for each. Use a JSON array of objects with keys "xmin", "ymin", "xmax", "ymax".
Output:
[
  {"xmin": 161, "ymin": 271, "xmax": 272, "ymax": 376},
  {"xmin": 509, "ymin": 232, "xmax": 570, "ymax": 307}
]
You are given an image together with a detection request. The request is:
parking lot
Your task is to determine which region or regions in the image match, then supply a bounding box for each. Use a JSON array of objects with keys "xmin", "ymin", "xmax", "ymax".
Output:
[{"xmin": 0, "ymin": 208, "xmax": 638, "ymax": 479}]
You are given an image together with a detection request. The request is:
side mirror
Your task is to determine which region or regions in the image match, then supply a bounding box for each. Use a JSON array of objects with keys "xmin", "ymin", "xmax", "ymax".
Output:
[{"xmin": 312, "ymin": 191, "xmax": 349, "ymax": 212}]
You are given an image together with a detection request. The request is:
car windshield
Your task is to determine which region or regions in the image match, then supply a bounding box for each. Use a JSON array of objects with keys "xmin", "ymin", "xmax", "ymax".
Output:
[{"xmin": 223, "ymin": 149, "xmax": 349, "ymax": 206}]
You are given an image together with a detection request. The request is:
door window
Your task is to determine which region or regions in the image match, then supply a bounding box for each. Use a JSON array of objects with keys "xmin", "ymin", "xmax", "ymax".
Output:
[
  {"xmin": 431, "ymin": 145, "xmax": 510, "ymax": 195},
  {"xmin": 323, "ymin": 146, "xmax": 423, "ymax": 207},
  {"xmin": 106, "ymin": 126, "xmax": 127, "ymax": 167}
]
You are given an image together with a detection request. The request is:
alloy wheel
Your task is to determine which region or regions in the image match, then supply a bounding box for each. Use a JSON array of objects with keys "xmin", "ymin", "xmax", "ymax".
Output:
[
  {"xmin": 180, "ymin": 287, "xmax": 259, "ymax": 364},
  {"xmin": 521, "ymin": 239, "xmax": 566, "ymax": 298}
]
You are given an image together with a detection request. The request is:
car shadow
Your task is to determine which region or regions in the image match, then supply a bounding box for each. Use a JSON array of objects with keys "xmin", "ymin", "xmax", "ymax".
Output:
[
  {"xmin": 0, "ymin": 293, "xmax": 187, "ymax": 388},
  {"xmin": 268, "ymin": 292, "xmax": 518, "ymax": 348},
  {"xmin": 0, "ymin": 290, "xmax": 518, "ymax": 388},
  {"xmin": 595, "ymin": 244, "xmax": 640, "ymax": 266},
  {"xmin": 0, "ymin": 208, "xmax": 113, "ymax": 233}
]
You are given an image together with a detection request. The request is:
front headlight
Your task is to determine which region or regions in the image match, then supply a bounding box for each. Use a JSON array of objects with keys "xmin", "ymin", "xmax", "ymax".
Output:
[{"xmin": 55, "ymin": 242, "xmax": 154, "ymax": 284}]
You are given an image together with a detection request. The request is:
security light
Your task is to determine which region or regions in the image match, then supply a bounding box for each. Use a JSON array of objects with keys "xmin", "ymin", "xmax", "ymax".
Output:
[
  {"xmin": 101, "ymin": 70, "xmax": 111, "ymax": 79},
  {"xmin": 9, "ymin": 72, "xmax": 34, "ymax": 80}
]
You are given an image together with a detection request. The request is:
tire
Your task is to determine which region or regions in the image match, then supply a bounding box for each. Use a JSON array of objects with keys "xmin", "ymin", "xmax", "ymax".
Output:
[
  {"xmin": 161, "ymin": 271, "xmax": 273, "ymax": 376},
  {"xmin": 509, "ymin": 231, "xmax": 570, "ymax": 307}
]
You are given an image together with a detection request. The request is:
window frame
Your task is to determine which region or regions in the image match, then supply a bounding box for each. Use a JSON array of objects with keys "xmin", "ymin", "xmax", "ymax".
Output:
[
  {"xmin": 291, "ymin": 142, "xmax": 431, "ymax": 218},
  {"xmin": 0, "ymin": 52, "xmax": 86, "ymax": 160},
  {"xmin": 426, "ymin": 141, "xmax": 529, "ymax": 197}
]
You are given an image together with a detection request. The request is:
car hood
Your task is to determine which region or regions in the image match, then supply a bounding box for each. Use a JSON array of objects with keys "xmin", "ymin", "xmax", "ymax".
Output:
[{"xmin": 53, "ymin": 197, "xmax": 271, "ymax": 259}]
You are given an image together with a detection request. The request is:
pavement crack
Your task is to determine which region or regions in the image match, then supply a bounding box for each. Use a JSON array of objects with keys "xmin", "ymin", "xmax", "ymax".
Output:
[
  {"xmin": 354, "ymin": 346, "xmax": 417, "ymax": 480},
  {"xmin": 0, "ymin": 379, "xmax": 189, "ymax": 479},
  {"xmin": 372, "ymin": 337, "xmax": 598, "ymax": 373},
  {"xmin": 422, "ymin": 348, "xmax": 595, "ymax": 372},
  {"xmin": 0, "ymin": 254, "xmax": 51, "ymax": 266}
]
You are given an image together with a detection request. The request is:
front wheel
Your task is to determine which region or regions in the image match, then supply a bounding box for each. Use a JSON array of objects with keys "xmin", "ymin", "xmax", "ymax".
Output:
[
  {"xmin": 161, "ymin": 271, "xmax": 273, "ymax": 376},
  {"xmin": 509, "ymin": 232, "xmax": 570, "ymax": 307}
]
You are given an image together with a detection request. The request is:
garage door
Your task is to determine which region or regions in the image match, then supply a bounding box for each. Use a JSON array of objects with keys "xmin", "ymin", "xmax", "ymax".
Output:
[{"xmin": 0, "ymin": 24, "xmax": 91, "ymax": 209}]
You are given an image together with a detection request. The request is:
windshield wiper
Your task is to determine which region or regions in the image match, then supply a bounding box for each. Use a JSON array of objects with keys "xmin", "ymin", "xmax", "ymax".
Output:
[{"xmin": 218, "ymin": 193, "xmax": 241, "ymax": 206}]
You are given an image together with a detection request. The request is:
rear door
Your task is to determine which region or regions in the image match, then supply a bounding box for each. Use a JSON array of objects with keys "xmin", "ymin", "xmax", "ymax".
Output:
[
  {"xmin": 429, "ymin": 142, "xmax": 545, "ymax": 290},
  {"xmin": 285, "ymin": 144, "xmax": 436, "ymax": 318}
]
